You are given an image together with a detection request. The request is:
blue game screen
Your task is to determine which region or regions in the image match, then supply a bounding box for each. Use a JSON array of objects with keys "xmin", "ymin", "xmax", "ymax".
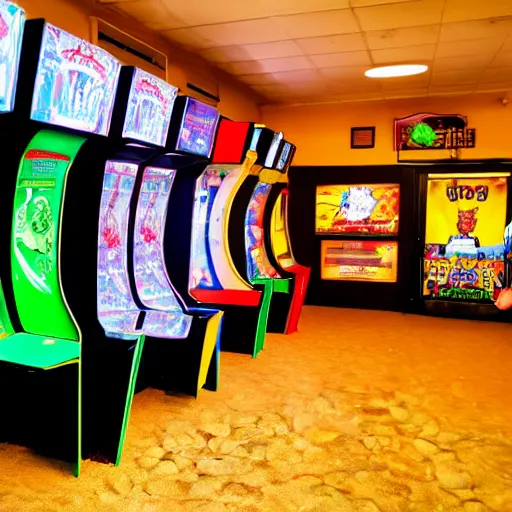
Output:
[
  {"xmin": 123, "ymin": 68, "xmax": 178, "ymax": 147},
  {"xmin": 0, "ymin": 1, "xmax": 25, "ymax": 113},
  {"xmin": 30, "ymin": 24, "xmax": 121, "ymax": 135},
  {"xmin": 276, "ymin": 142, "xmax": 291, "ymax": 171},
  {"xmin": 264, "ymin": 132, "xmax": 283, "ymax": 168},
  {"xmin": 177, "ymin": 98, "xmax": 219, "ymax": 157}
]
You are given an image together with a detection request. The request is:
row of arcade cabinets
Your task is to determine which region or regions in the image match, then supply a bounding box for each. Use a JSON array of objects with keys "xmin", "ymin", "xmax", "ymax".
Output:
[{"xmin": 0, "ymin": 3, "xmax": 309, "ymax": 476}]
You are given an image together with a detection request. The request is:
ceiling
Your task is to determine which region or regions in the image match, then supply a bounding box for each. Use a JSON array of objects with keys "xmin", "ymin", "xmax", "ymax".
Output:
[{"xmin": 96, "ymin": 0, "xmax": 512, "ymax": 105}]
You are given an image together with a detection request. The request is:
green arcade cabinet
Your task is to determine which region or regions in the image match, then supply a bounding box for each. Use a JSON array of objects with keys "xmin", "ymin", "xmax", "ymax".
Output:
[{"xmin": 0, "ymin": 17, "xmax": 125, "ymax": 475}]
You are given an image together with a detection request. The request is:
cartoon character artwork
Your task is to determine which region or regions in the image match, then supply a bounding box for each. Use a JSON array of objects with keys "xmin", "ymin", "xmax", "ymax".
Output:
[{"xmin": 447, "ymin": 207, "xmax": 480, "ymax": 247}]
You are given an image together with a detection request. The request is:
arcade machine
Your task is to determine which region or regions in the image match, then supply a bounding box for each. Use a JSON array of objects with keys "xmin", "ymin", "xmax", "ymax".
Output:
[
  {"xmin": 143, "ymin": 114, "xmax": 269, "ymax": 357},
  {"xmin": 0, "ymin": 17, "xmax": 123, "ymax": 475},
  {"xmin": 267, "ymin": 140, "xmax": 311, "ymax": 334},
  {"xmin": 421, "ymin": 171, "xmax": 509, "ymax": 318},
  {"xmin": 229, "ymin": 129, "xmax": 295, "ymax": 353},
  {"xmin": 98, "ymin": 67, "xmax": 223, "ymax": 398}
]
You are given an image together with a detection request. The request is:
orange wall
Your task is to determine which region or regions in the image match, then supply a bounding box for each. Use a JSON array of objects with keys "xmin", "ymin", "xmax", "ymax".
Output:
[
  {"xmin": 261, "ymin": 94, "xmax": 512, "ymax": 166},
  {"xmin": 16, "ymin": 0, "xmax": 260, "ymax": 122}
]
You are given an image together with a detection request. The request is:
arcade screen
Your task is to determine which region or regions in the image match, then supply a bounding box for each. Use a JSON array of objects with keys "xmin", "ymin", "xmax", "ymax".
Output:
[
  {"xmin": 245, "ymin": 182, "xmax": 280, "ymax": 280},
  {"xmin": 423, "ymin": 173, "xmax": 508, "ymax": 303},
  {"xmin": 0, "ymin": 1, "xmax": 24, "ymax": 113},
  {"xmin": 97, "ymin": 160, "xmax": 140, "ymax": 336},
  {"xmin": 316, "ymin": 184, "xmax": 400, "ymax": 235},
  {"xmin": 249, "ymin": 128, "xmax": 262, "ymax": 151},
  {"xmin": 276, "ymin": 142, "xmax": 291, "ymax": 171},
  {"xmin": 31, "ymin": 24, "xmax": 121, "ymax": 135},
  {"xmin": 177, "ymin": 98, "xmax": 219, "ymax": 157},
  {"xmin": 264, "ymin": 132, "xmax": 283, "ymax": 168},
  {"xmin": 123, "ymin": 68, "xmax": 178, "ymax": 147},
  {"xmin": 321, "ymin": 240, "xmax": 398, "ymax": 282}
]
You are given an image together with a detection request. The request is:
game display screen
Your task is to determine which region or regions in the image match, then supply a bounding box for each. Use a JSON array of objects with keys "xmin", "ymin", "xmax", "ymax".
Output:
[
  {"xmin": 189, "ymin": 167, "xmax": 224, "ymax": 290},
  {"xmin": 245, "ymin": 182, "xmax": 280, "ymax": 281},
  {"xmin": 276, "ymin": 142, "xmax": 291, "ymax": 171},
  {"xmin": 177, "ymin": 98, "xmax": 219, "ymax": 157},
  {"xmin": 12, "ymin": 146, "xmax": 80, "ymax": 340},
  {"xmin": 97, "ymin": 160, "xmax": 140, "ymax": 337},
  {"xmin": 0, "ymin": 1, "xmax": 25, "ymax": 113},
  {"xmin": 123, "ymin": 68, "xmax": 178, "ymax": 147},
  {"xmin": 424, "ymin": 174, "xmax": 508, "ymax": 303},
  {"xmin": 134, "ymin": 167, "xmax": 191, "ymax": 337},
  {"xmin": 264, "ymin": 132, "xmax": 283, "ymax": 168},
  {"xmin": 249, "ymin": 128, "xmax": 262, "ymax": 151},
  {"xmin": 31, "ymin": 24, "xmax": 121, "ymax": 135},
  {"xmin": 321, "ymin": 240, "xmax": 398, "ymax": 282},
  {"xmin": 316, "ymin": 184, "xmax": 400, "ymax": 235}
]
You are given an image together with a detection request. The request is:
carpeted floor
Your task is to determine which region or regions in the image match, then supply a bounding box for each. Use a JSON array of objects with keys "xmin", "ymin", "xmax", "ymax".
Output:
[{"xmin": 1, "ymin": 306, "xmax": 511, "ymax": 511}]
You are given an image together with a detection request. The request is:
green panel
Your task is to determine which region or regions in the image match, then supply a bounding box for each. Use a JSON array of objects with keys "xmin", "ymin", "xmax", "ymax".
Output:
[
  {"xmin": 116, "ymin": 335, "xmax": 145, "ymax": 466},
  {"xmin": 11, "ymin": 130, "xmax": 86, "ymax": 341},
  {"xmin": 0, "ymin": 280, "xmax": 14, "ymax": 340},
  {"xmin": 274, "ymin": 278, "xmax": 291, "ymax": 293},
  {"xmin": 0, "ymin": 332, "xmax": 80, "ymax": 369},
  {"xmin": 252, "ymin": 279, "xmax": 273, "ymax": 358}
]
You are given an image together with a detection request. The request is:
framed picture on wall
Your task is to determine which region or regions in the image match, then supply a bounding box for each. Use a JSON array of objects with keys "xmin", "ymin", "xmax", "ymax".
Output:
[
  {"xmin": 351, "ymin": 127, "xmax": 375, "ymax": 149},
  {"xmin": 315, "ymin": 183, "xmax": 400, "ymax": 235}
]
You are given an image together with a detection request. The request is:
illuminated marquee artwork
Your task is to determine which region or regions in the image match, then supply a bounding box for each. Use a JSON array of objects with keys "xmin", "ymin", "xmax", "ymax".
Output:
[
  {"xmin": 423, "ymin": 174, "xmax": 508, "ymax": 303},
  {"xmin": 316, "ymin": 183, "xmax": 400, "ymax": 235},
  {"xmin": 321, "ymin": 240, "xmax": 398, "ymax": 282}
]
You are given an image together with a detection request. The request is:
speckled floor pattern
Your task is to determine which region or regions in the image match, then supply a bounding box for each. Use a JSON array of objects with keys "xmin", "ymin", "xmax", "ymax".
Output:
[{"xmin": 1, "ymin": 306, "xmax": 512, "ymax": 512}]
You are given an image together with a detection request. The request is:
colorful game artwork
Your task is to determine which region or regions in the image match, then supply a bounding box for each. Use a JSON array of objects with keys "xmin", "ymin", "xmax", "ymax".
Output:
[
  {"xmin": 423, "ymin": 174, "xmax": 508, "ymax": 303},
  {"xmin": 123, "ymin": 68, "xmax": 178, "ymax": 147},
  {"xmin": 31, "ymin": 24, "xmax": 120, "ymax": 135},
  {"xmin": 316, "ymin": 184, "xmax": 400, "ymax": 235},
  {"xmin": 0, "ymin": 1, "xmax": 25, "ymax": 113},
  {"xmin": 177, "ymin": 98, "xmax": 218, "ymax": 157},
  {"xmin": 321, "ymin": 240, "xmax": 398, "ymax": 282}
]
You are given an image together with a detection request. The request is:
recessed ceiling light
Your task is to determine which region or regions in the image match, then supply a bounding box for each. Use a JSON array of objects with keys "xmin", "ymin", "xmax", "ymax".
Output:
[{"xmin": 365, "ymin": 64, "xmax": 428, "ymax": 78}]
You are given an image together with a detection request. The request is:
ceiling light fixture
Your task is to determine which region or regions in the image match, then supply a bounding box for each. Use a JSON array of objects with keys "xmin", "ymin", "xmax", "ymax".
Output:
[{"xmin": 365, "ymin": 64, "xmax": 428, "ymax": 78}]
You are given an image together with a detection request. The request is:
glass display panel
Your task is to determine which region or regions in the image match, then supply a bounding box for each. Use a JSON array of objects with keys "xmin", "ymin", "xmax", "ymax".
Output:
[
  {"xmin": 276, "ymin": 142, "xmax": 291, "ymax": 171},
  {"xmin": 423, "ymin": 174, "xmax": 508, "ymax": 303},
  {"xmin": 249, "ymin": 128, "xmax": 262, "ymax": 151},
  {"xmin": 264, "ymin": 132, "xmax": 283, "ymax": 168},
  {"xmin": 31, "ymin": 24, "xmax": 121, "ymax": 135},
  {"xmin": 122, "ymin": 68, "xmax": 178, "ymax": 147},
  {"xmin": 271, "ymin": 190, "xmax": 295, "ymax": 269},
  {"xmin": 97, "ymin": 160, "xmax": 140, "ymax": 337},
  {"xmin": 0, "ymin": 1, "xmax": 24, "ymax": 113},
  {"xmin": 245, "ymin": 182, "xmax": 280, "ymax": 280},
  {"xmin": 177, "ymin": 98, "xmax": 219, "ymax": 157},
  {"xmin": 316, "ymin": 183, "xmax": 400, "ymax": 235},
  {"xmin": 321, "ymin": 240, "xmax": 398, "ymax": 282}
]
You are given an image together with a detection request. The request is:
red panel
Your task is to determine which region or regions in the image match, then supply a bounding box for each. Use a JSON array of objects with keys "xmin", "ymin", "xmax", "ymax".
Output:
[
  {"xmin": 25, "ymin": 149, "xmax": 70, "ymax": 161},
  {"xmin": 284, "ymin": 264, "xmax": 311, "ymax": 334},
  {"xmin": 190, "ymin": 288, "xmax": 261, "ymax": 307},
  {"xmin": 211, "ymin": 120, "xmax": 251, "ymax": 164}
]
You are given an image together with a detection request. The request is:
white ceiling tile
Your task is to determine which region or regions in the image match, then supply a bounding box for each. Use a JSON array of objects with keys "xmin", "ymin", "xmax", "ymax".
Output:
[
  {"xmin": 251, "ymin": 84, "xmax": 291, "ymax": 97},
  {"xmin": 365, "ymin": 25, "xmax": 439, "ymax": 50},
  {"xmin": 200, "ymin": 41, "xmax": 304, "ymax": 63},
  {"xmin": 491, "ymin": 51, "xmax": 512, "ymax": 68},
  {"xmin": 443, "ymin": 0, "xmax": 512, "ymax": 23},
  {"xmin": 480, "ymin": 67, "xmax": 512, "ymax": 83},
  {"xmin": 332, "ymin": 91, "xmax": 384, "ymax": 102},
  {"xmin": 162, "ymin": 27, "xmax": 213, "ymax": 49},
  {"xmin": 355, "ymin": 0, "xmax": 444, "ymax": 31},
  {"xmin": 296, "ymin": 33, "xmax": 367, "ymax": 54},
  {"xmin": 318, "ymin": 65, "xmax": 371, "ymax": 80},
  {"xmin": 350, "ymin": 0, "xmax": 417, "ymax": 6},
  {"xmin": 378, "ymin": 72, "xmax": 431, "ymax": 90},
  {"xmin": 477, "ymin": 81, "xmax": 512, "ymax": 92},
  {"xmin": 429, "ymin": 84, "xmax": 477, "ymax": 95},
  {"xmin": 159, "ymin": 0, "xmax": 269, "ymax": 25},
  {"xmin": 114, "ymin": 0, "xmax": 187, "ymax": 29},
  {"xmin": 503, "ymin": 36, "xmax": 512, "ymax": 52},
  {"xmin": 271, "ymin": 69, "xmax": 324, "ymax": 83},
  {"xmin": 371, "ymin": 44, "xmax": 436, "ymax": 64},
  {"xmin": 310, "ymin": 51, "xmax": 371, "ymax": 68},
  {"xmin": 259, "ymin": 0, "xmax": 350, "ymax": 16},
  {"xmin": 430, "ymin": 68, "xmax": 482, "ymax": 85},
  {"xmin": 436, "ymin": 38, "xmax": 504, "ymax": 58},
  {"xmin": 327, "ymin": 79, "xmax": 381, "ymax": 92},
  {"xmin": 217, "ymin": 61, "xmax": 266, "ymax": 75},
  {"xmin": 237, "ymin": 73, "xmax": 277, "ymax": 85},
  {"xmin": 258, "ymin": 56, "xmax": 315, "ymax": 73},
  {"xmin": 439, "ymin": 19, "xmax": 512, "ymax": 43},
  {"xmin": 382, "ymin": 87, "xmax": 429, "ymax": 99},
  {"xmin": 433, "ymin": 54, "xmax": 495, "ymax": 71},
  {"xmin": 275, "ymin": 9, "xmax": 360, "ymax": 39}
]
